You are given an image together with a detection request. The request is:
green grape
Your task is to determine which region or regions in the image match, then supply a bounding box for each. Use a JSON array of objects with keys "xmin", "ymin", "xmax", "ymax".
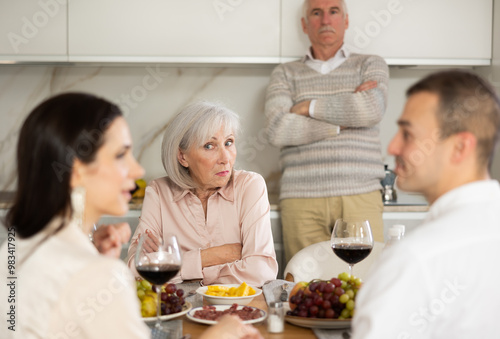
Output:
[
  {"xmin": 346, "ymin": 299, "xmax": 355, "ymax": 311},
  {"xmin": 339, "ymin": 293, "xmax": 349, "ymax": 303},
  {"xmin": 338, "ymin": 272, "xmax": 350, "ymax": 281},
  {"xmin": 141, "ymin": 296, "xmax": 156, "ymax": 317},
  {"xmin": 341, "ymin": 281, "xmax": 348, "ymax": 289},
  {"xmin": 340, "ymin": 308, "xmax": 351, "ymax": 318},
  {"xmin": 141, "ymin": 279, "xmax": 152, "ymax": 290},
  {"xmin": 137, "ymin": 289, "xmax": 146, "ymax": 300},
  {"xmin": 346, "ymin": 289, "xmax": 355, "ymax": 299}
]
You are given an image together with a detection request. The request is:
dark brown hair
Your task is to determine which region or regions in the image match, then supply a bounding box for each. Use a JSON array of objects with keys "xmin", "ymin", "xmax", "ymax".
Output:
[
  {"xmin": 6, "ymin": 92, "xmax": 122, "ymax": 238},
  {"xmin": 407, "ymin": 70, "xmax": 500, "ymax": 170}
]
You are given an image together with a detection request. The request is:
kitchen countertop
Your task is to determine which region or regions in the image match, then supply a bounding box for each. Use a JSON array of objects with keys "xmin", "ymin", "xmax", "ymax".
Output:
[{"xmin": 0, "ymin": 189, "xmax": 429, "ymax": 212}]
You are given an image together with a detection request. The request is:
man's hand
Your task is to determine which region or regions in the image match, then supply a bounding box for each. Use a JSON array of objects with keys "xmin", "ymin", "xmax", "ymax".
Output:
[
  {"xmin": 290, "ymin": 100, "xmax": 311, "ymax": 116},
  {"xmin": 355, "ymin": 80, "xmax": 378, "ymax": 93},
  {"xmin": 93, "ymin": 223, "xmax": 131, "ymax": 258},
  {"xmin": 201, "ymin": 243, "xmax": 242, "ymax": 268}
]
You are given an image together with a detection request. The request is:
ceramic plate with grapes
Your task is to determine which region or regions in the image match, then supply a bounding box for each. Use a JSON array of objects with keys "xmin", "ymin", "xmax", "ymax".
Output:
[
  {"xmin": 285, "ymin": 315, "xmax": 350, "ymax": 329},
  {"xmin": 143, "ymin": 301, "xmax": 192, "ymax": 323}
]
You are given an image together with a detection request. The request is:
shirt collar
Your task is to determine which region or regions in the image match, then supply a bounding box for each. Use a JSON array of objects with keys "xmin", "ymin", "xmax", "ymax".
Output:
[
  {"xmin": 171, "ymin": 174, "xmax": 235, "ymax": 203},
  {"xmin": 425, "ymin": 180, "xmax": 500, "ymax": 223},
  {"xmin": 303, "ymin": 44, "xmax": 351, "ymax": 63}
]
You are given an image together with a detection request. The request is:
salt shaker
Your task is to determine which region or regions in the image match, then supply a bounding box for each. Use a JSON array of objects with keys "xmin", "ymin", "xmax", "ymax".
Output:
[{"xmin": 267, "ymin": 301, "xmax": 285, "ymax": 333}]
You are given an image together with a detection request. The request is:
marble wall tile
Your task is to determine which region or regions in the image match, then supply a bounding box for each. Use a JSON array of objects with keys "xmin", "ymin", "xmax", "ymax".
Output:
[
  {"xmin": 0, "ymin": 65, "xmax": 282, "ymax": 193},
  {"xmin": 2, "ymin": 65, "xmax": 498, "ymax": 195}
]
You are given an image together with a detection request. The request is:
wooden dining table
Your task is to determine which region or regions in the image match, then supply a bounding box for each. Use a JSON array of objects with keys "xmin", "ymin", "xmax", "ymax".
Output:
[{"xmin": 180, "ymin": 293, "xmax": 317, "ymax": 338}]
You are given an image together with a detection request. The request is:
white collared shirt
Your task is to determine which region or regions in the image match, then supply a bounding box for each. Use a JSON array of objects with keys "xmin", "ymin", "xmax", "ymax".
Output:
[{"xmin": 304, "ymin": 45, "xmax": 350, "ymax": 118}]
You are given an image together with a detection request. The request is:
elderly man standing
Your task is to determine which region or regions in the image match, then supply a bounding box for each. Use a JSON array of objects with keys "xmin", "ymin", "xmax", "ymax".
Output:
[
  {"xmin": 353, "ymin": 70, "xmax": 500, "ymax": 338},
  {"xmin": 265, "ymin": 0, "xmax": 388, "ymax": 262}
]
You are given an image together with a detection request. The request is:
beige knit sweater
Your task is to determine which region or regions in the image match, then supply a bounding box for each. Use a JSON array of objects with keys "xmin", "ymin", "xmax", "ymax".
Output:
[{"xmin": 265, "ymin": 53, "xmax": 389, "ymax": 199}]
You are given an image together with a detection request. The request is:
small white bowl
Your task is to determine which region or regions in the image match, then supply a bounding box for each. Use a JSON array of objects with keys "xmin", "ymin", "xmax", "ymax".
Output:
[{"xmin": 196, "ymin": 284, "xmax": 262, "ymax": 305}]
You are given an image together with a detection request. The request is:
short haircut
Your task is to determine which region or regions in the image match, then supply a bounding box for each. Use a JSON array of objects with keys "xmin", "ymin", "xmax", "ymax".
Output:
[
  {"xmin": 302, "ymin": 0, "xmax": 348, "ymax": 23},
  {"xmin": 407, "ymin": 70, "xmax": 500, "ymax": 171},
  {"xmin": 161, "ymin": 101, "xmax": 241, "ymax": 190}
]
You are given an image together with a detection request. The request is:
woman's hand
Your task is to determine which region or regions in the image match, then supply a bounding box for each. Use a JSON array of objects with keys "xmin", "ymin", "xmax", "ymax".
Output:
[
  {"xmin": 201, "ymin": 243, "xmax": 242, "ymax": 268},
  {"xmin": 200, "ymin": 315, "xmax": 263, "ymax": 339},
  {"xmin": 92, "ymin": 223, "xmax": 131, "ymax": 258},
  {"xmin": 133, "ymin": 229, "xmax": 161, "ymax": 253}
]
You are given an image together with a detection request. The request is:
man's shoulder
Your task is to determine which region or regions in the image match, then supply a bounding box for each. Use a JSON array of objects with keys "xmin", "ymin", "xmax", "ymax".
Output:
[
  {"xmin": 346, "ymin": 52, "xmax": 387, "ymax": 65},
  {"xmin": 272, "ymin": 58, "xmax": 308, "ymax": 71}
]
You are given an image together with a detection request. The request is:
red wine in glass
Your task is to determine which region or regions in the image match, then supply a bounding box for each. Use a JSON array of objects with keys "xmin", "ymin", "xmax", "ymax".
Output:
[
  {"xmin": 136, "ymin": 264, "xmax": 181, "ymax": 286},
  {"xmin": 135, "ymin": 233, "xmax": 182, "ymax": 330},
  {"xmin": 331, "ymin": 219, "xmax": 374, "ymax": 276},
  {"xmin": 332, "ymin": 243, "xmax": 373, "ymax": 265}
]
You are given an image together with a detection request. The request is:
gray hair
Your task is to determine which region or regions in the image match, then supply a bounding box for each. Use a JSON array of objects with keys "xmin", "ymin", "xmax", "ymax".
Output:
[
  {"xmin": 161, "ymin": 101, "xmax": 241, "ymax": 190},
  {"xmin": 302, "ymin": 0, "xmax": 348, "ymax": 23}
]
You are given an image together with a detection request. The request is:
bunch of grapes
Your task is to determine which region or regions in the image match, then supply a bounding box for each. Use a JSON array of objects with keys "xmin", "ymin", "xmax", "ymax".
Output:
[
  {"xmin": 136, "ymin": 280, "xmax": 185, "ymax": 317},
  {"xmin": 287, "ymin": 272, "xmax": 362, "ymax": 319}
]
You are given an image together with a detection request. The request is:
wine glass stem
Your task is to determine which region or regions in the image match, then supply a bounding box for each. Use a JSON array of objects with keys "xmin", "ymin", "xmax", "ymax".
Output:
[
  {"xmin": 155, "ymin": 285, "xmax": 162, "ymax": 329},
  {"xmin": 348, "ymin": 264, "xmax": 353, "ymax": 277}
]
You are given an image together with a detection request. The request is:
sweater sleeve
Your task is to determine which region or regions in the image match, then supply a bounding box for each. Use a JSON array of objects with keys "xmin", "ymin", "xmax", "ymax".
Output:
[
  {"xmin": 312, "ymin": 55, "xmax": 389, "ymax": 128},
  {"xmin": 265, "ymin": 63, "xmax": 341, "ymax": 147}
]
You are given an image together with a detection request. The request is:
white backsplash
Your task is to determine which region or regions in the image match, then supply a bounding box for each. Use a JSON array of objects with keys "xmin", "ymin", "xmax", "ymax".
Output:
[
  {"xmin": 2, "ymin": 64, "xmax": 498, "ymax": 193},
  {"xmin": 0, "ymin": 64, "xmax": 283, "ymax": 193}
]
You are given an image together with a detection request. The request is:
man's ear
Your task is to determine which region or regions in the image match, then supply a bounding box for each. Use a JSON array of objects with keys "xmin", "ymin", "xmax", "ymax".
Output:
[
  {"xmin": 177, "ymin": 149, "xmax": 189, "ymax": 168},
  {"xmin": 301, "ymin": 17, "xmax": 308, "ymax": 34},
  {"xmin": 451, "ymin": 132, "xmax": 477, "ymax": 164},
  {"xmin": 345, "ymin": 13, "xmax": 349, "ymax": 30}
]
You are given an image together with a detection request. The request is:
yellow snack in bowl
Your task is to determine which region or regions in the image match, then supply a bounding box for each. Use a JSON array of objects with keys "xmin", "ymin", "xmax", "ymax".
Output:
[
  {"xmin": 206, "ymin": 285, "xmax": 231, "ymax": 296},
  {"xmin": 206, "ymin": 282, "xmax": 256, "ymax": 297}
]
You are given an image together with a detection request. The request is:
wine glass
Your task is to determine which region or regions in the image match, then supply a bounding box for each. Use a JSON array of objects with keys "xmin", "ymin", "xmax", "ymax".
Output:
[
  {"xmin": 331, "ymin": 218, "xmax": 373, "ymax": 277},
  {"xmin": 135, "ymin": 233, "xmax": 182, "ymax": 330}
]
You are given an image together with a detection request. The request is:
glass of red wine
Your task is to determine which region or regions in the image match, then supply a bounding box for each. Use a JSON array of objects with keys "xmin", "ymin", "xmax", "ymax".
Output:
[
  {"xmin": 331, "ymin": 218, "xmax": 373, "ymax": 277},
  {"xmin": 135, "ymin": 233, "xmax": 182, "ymax": 330}
]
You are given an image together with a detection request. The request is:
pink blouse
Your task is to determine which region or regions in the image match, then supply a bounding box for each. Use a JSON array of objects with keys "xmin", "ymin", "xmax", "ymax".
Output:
[{"xmin": 127, "ymin": 170, "xmax": 278, "ymax": 286}]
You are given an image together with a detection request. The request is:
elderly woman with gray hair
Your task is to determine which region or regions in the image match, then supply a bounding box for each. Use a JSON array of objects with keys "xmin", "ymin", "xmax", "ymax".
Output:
[{"xmin": 127, "ymin": 101, "xmax": 278, "ymax": 286}]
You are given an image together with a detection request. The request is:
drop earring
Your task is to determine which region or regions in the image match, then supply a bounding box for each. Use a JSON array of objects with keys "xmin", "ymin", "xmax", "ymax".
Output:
[{"xmin": 71, "ymin": 186, "xmax": 86, "ymax": 230}]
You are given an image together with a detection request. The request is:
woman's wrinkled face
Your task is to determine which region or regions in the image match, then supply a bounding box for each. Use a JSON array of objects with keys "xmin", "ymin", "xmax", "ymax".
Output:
[
  {"xmin": 177, "ymin": 127, "xmax": 236, "ymax": 193},
  {"xmin": 73, "ymin": 117, "xmax": 144, "ymax": 225}
]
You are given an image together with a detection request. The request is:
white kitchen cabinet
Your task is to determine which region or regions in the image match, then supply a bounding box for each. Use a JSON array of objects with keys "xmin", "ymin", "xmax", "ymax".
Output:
[
  {"xmin": 0, "ymin": 0, "xmax": 67, "ymax": 62},
  {"xmin": 282, "ymin": 0, "xmax": 492, "ymax": 66},
  {"xmin": 68, "ymin": 0, "xmax": 280, "ymax": 63}
]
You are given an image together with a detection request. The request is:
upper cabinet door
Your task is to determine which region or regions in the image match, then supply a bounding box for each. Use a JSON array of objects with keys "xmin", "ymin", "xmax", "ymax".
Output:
[
  {"xmin": 0, "ymin": 0, "xmax": 68, "ymax": 61},
  {"xmin": 282, "ymin": 0, "xmax": 492, "ymax": 65},
  {"xmin": 68, "ymin": 0, "xmax": 280, "ymax": 63}
]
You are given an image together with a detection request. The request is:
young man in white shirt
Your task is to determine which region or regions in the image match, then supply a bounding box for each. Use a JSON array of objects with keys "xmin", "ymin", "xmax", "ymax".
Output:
[{"xmin": 352, "ymin": 70, "xmax": 500, "ymax": 339}]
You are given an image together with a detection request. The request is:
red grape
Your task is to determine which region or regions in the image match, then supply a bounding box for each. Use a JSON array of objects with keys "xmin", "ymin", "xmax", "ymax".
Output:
[
  {"xmin": 334, "ymin": 287, "xmax": 345, "ymax": 296},
  {"xmin": 324, "ymin": 282, "xmax": 335, "ymax": 293},
  {"xmin": 330, "ymin": 278, "xmax": 342, "ymax": 287},
  {"xmin": 165, "ymin": 283, "xmax": 176, "ymax": 294},
  {"xmin": 325, "ymin": 309, "xmax": 335, "ymax": 319}
]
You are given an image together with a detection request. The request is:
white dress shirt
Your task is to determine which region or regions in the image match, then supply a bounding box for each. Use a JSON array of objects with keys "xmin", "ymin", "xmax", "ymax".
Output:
[{"xmin": 352, "ymin": 180, "xmax": 500, "ymax": 339}]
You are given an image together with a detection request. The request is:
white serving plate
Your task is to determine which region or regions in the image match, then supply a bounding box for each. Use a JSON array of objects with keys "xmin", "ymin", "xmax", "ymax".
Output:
[
  {"xmin": 196, "ymin": 284, "xmax": 262, "ymax": 305},
  {"xmin": 186, "ymin": 305, "xmax": 267, "ymax": 325},
  {"xmin": 143, "ymin": 301, "xmax": 192, "ymax": 324},
  {"xmin": 285, "ymin": 315, "xmax": 351, "ymax": 329}
]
